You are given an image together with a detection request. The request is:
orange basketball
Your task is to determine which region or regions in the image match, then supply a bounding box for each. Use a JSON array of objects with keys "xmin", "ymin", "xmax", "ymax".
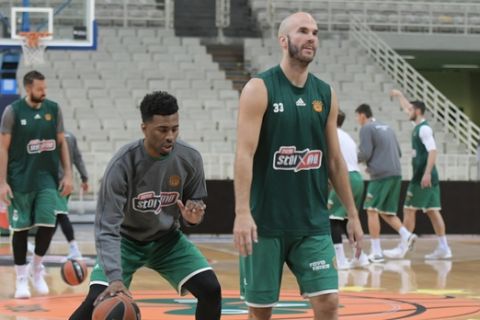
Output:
[
  {"xmin": 60, "ymin": 259, "xmax": 88, "ymax": 286},
  {"xmin": 92, "ymin": 294, "xmax": 141, "ymax": 320}
]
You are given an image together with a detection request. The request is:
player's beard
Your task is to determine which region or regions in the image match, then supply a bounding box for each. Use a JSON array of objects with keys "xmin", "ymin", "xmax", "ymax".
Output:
[
  {"xmin": 30, "ymin": 93, "xmax": 45, "ymax": 104},
  {"xmin": 287, "ymin": 36, "xmax": 315, "ymax": 66},
  {"xmin": 409, "ymin": 113, "xmax": 417, "ymax": 122}
]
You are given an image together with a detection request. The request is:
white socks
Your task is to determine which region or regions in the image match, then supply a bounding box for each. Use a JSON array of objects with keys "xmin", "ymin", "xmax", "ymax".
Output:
[
  {"xmin": 438, "ymin": 235, "xmax": 449, "ymax": 250},
  {"xmin": 334, "ymin": 244, "xmax": 347, "ymax": 263},
  {"xmin": 371, "ymin": 238, "xmax": 382, "ymax": 255},
  {"xmin": 398, "ymin": 226, "xmax": 411, "ymax": 242}
]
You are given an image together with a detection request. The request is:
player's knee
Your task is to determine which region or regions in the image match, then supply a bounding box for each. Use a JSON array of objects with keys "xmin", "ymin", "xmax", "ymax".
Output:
[
  {"xmin": 199, "ymin": 273, "xmax": 221, "ymax": 304},
  {"xmin": 311, "ymin": 293, "xmax": 338, "ymax": 317},
  {"xmin": 249, "ymin": 307, "xmax": 272, "ymax": 320},
  {"xmin": 185, "ymin": 270, "xmax": 221, "ymax": 305}
]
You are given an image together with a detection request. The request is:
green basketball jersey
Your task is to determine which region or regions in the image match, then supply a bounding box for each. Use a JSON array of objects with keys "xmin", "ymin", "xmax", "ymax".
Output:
[
  {"xmin": 411, "ymin": 121, "xmax": 439, "ymax": 185},
  {"xmin": 251, "ymin": 65, "xmax": 331, "ymax": 237},
  {"xmin": 8, "ymin": 98, "xmax": 61, "ymax": 192}
]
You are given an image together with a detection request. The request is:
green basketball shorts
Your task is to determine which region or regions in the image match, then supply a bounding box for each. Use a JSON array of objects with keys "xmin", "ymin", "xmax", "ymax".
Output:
[
  {"xmin": 8, "ymin": 188, "xmax": 59, "ymax": 230},
  {"xmin": 404, "ymin": 183, "xmax": 441, "ymax": 212},
  {"xmin": 329, "ymin": 171, "xmax": 364, "ymax": 220},
  {"xmin": 90, "ymin": 229, "xmax": 212, "ymax": 295},
  {"xmin": 240, "ymin": 234, "xmax": 338, "ymax": 307},
  {"xmin": 363, "ymin": 176, "xmax": 401, "ymax": 215}
]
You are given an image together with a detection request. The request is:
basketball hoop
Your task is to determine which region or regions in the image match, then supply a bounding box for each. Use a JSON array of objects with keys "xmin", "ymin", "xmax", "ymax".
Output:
[{"xmin": 19, "ymin": 32, "xmax": 52, "ymax": 66}]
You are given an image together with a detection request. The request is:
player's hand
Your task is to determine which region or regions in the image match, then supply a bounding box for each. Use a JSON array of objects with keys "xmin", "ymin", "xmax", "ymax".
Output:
[
  {"xmin": 94, "ymin": 280, "xmax": 132, "ymax": 306},
  {"xmin": 233, "ymin": 212, "xmax": 258, "ymax": 257},
  {"xmin": 59, "ymin": 175, "xmax": 73, "ymax": 196},
  {"xmin": 177, "ymin": 199, "xmax": 206, "ymax": 225},
  {"xmin": 80, "ymin": 182, "xmax": 89, "ymax": 192},
  {"xmin": 390, "ymin": 89, "xmax": 402, "ymax": 99},
  {"xmin": 0, "ymin": 182, "xmax": 13, "ymax": 206},
  {"xmin": 346, "ymin": 214, "xmax": 364, "ymax": 259},
  {"xmin": 421, "ymin": 173, "xmax": 432, "ymax": 188}
]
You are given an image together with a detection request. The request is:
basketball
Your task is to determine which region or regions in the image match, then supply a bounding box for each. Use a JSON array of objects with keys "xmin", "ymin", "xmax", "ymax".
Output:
[
  {"xmin": 92, "ymin": 294, "xmax": 141, "ymax": 320},
  {"xmin": 60, "ymin": 259, "xmax": 88, "ymax": 286}
]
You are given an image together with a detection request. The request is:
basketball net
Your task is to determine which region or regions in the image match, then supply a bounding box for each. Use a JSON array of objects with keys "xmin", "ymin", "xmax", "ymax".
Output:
[{"xmin": 19, "ymin": 32, "xmax": 51, "ymax": 66}]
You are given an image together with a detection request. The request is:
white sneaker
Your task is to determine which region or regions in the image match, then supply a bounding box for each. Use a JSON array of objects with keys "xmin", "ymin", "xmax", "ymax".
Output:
[
  {"xmin": 67, "ymin": 247, "xmax": 82, "ymax": 260},
  {"xmin": 384, "ymin": 234, "xmax": 418, "ymax": 259},
  {"xmin": 336, "ymin": 258, "xmax": 352, "ymax": 270},
  {"xmin": 405, "ymin": 233, "xmax": 418, "ymax": 253},
  {"xmin": 425, "ymin": 247, "xmax": 452, "ymax": 260},
  {"xmin": 383, "ymin": 246, "xmax": 404, "ymax": 259},
  {"xmin": 368, "ymin": 253, "xmax": 385, "ymax": 263},
  {"xmin": 351, "ymin": 252, "xmax": 370, "ymax": 268},
  {"xmin": 14, "ymin": 276, "xmax": 31, "ymax": 299},
  {"xmin": 30, "ymin": 264, "xmax": 49, "ymax": 295}
]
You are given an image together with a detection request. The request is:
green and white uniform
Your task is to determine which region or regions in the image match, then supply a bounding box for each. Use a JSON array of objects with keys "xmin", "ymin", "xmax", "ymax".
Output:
[
  {"xmin": 240, "ymin": 65, "xmax": 338, "ymax": 307},
  {"xmin": 404, "ymin": 120, "xmax": 441, "ymax": 212},
  {"xmin": 0, "ymin": 98, "xmax": 64, "ymax": 230},
  {"xmin": 328, "ymin": 128, "xmax": 364, "ymax": 219},
  {"xmin": 90, "ymin": 139, "xmax": 211, "ymax": 295}
]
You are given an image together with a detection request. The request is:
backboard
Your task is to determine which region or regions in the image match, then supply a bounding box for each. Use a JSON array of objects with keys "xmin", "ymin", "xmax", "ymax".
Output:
[{"xmin": 0, "ymin": 0, "xmax": 96, "ymax": 50}]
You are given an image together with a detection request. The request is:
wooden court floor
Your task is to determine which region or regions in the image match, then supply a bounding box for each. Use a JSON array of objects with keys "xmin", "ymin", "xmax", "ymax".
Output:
[{"xmin": 0, "ymin": 225, "xmax": 479, "ymax": 319}]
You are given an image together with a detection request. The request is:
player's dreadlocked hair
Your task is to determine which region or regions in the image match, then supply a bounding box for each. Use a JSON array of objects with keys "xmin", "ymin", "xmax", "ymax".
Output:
[{"xmin": 140, "ymin": 91, "xmax": 179, "ymax": 122}]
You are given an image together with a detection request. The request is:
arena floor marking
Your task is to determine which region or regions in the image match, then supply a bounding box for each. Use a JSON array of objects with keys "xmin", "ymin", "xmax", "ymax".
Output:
[{"xmin": 0, "ymin": 290, "xmax": 479, "ymax": 319}]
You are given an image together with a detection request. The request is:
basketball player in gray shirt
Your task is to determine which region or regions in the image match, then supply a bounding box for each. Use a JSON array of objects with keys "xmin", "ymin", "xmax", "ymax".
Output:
[
  {"xmin": 69, "ymin": 91, "xmax": 221, "ymax": 320},
  {"xmin": 355, "ymin": 104, "xmax": 416, "ymax": 263}
]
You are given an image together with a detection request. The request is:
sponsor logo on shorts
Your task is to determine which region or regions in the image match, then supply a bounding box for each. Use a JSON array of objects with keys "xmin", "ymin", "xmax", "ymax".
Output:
[
  {"xmin": 26, "ymin": 139, "xmax": 56, "ymax": 154},
  {"xmin": 309, "ymin": 260, "xmax": 331, "ymax": 271},
  {"xmin": 132, "ymin": 191, "xmax": 179, "ymax": 214},
  {"xmin": 273, "ymin": 146, "xmax": 322, "ymax": 172}
]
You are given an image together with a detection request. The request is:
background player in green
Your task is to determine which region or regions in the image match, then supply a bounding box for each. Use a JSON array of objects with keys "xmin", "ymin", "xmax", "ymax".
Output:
[
  {"xmin": 355, "ymin": 104, "xmax": 417, "ymax": 263},
  {"xmin": 328, "ymin": 110, "xmax": 369, "ymax": 270},
  {"xmin": 389, "ymin": 89, "xmax": 452, "ymax": 259},
  {"xmin": 234, "ymin": 12, "xmax": 364, "ymax": 320},
  {"xmin": 69, "ymin": 91, "xmax": 221, "ymax": 320},
  {"xmin": 0, "ymin": 70, "xmax": 73, "ymax": 299}
]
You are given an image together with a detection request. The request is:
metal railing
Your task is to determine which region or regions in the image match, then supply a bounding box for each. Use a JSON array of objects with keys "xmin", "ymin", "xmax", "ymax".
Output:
[
  {"xmin": 350, "ymin": 17, "xmax": 479, "ymax": 154},
  {"xmin": 254, "ymin": 0, "xmax": 480, "ymax": 35},
  {"xmin": 94, "ymin": 0, "xmax": 174, "ymax": 28}
]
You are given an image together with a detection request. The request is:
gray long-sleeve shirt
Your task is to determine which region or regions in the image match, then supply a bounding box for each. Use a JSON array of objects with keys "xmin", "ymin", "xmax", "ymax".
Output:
[
  {"xmin": 58, "ymin": 131, "xmax": 88, "ymax": 182},
  {"xmin": 358, "ymin": 119, "xmax": 402, "ymax": 180},
  {"xmin": 95, "ymin": 139, "xmax": 207, "ymax": 283}
]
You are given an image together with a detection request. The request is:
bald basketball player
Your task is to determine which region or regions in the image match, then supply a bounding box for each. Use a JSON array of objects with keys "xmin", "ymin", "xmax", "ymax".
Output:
[{"xmin": 233, "ymin": 12, "xmax": 364, "ymax": 320}]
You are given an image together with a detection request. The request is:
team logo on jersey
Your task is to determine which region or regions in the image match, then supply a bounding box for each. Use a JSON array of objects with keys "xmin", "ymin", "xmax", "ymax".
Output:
[
  {"xmin": 132, "ymin": 191, "xmax": 180, "ymax": 215},
  {"xmin": 273, "ymin": 146, "xmax": 322, "ymax": 172},
  {"xmin": 44, "ymin": 113, "xmax": 52, "ymax": 121},
  {"xmin": 169, "ymin": 175, "xmax": 181, "ymax": 187},
  {"xmin": 312, "ymin": 100, "xmax": 323, "ymax": 112},
  {"xmin": 26, "ymin": 139, "xmax": 56, "ymax": 154}
]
